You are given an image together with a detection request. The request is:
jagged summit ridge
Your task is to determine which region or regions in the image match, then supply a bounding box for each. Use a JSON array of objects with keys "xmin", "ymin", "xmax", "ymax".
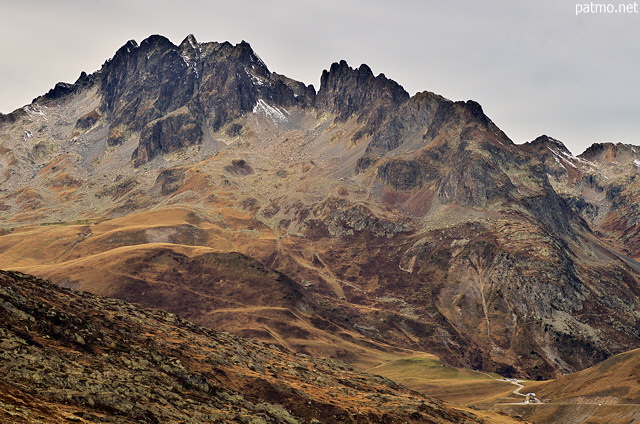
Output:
[
  {"xmin": 15, "ymin": 34, "xmax": 493, "ymax": 168},
  {"xmin": 21, "ymin": 34, "xmax": 428, "ymax": 167},
  {"xmin": 87, "ymin": 35, "xmax": 315, "ymax": 165},
  {"xmin": 316, "ymin": 60, "xmax": 410, "ymax": 133},
  {"xmin": 579, "ymin": 141, "xmax": 640, "ymax": 163}
]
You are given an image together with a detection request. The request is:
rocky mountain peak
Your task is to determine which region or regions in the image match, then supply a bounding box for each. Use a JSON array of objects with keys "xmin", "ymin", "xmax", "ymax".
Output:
[
  {"xmin": 80, "ymin": 35, "xmax": 315, "ymax": 165},
  {"xmin": 317, "ymin": 59, "xmax": 410, "ymax": 110},
  {"xmin": 523, "ymin": 135, "xmax": 572, "ymax": 156},
  {"xmin": 315, "ymin": 60, "xmax": 409, "ymax": 137},
  {"xmin": 179, "ymin": 33, "xmax": 199, "ymax": 50},
  {"xmin": 34, "ymin": 70, "xmax": 97, "ymax": 104},
  {"xmin": 234, "ymin": 40, "xmax": 267, "ymax": 68},
  {"xmin": 139, "ymin": 34, "xmax": 175, "ymax": 52},
  {"xmin": 356, "ymin": 88, "xmax": 511, "ymax": 176},
  {"xmin": 579, "ymin": 141, "xmax": 640, "ymax": 164},
  {"xmin": 461, "ymin": 99, "xmax": 492, "ymax": 128},
  {"xmin": 113, "ymin": 39, "xmax": 139, "ymax": 57}
]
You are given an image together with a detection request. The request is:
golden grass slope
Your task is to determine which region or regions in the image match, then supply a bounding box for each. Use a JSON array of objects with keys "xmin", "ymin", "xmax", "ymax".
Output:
[
  {"xmin": 525, "ymin": 348, "xmax": 640, "ymax": 403},
  {"xmin": 367, "ymin": 355, "xmax": 522, "ymax": 405},
  {"xmin": 491, "ymin": 349, "xmax": 640, "ymax": 424},
  {"xmin": 2, "ymin": 213, "xmax": 410, "ymax": 369}
]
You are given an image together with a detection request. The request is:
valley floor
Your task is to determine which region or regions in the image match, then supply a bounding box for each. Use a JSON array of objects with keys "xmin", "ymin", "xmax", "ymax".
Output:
[{"xmin": 368, "ymin": 354, "xmax": 640, "ymax": 424}]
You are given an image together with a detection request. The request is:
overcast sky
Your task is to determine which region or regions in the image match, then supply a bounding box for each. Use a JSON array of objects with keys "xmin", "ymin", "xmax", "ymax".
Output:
[{"xmin": 1, "ymin": 0, "xmax": 639, "ymax": 154}]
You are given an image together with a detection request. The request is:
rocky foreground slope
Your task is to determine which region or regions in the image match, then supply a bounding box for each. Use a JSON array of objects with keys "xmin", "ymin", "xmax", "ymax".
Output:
[
  {"xmin": 0, "ymin": 270, "xmax": 526, "ymax": 424},
  {"xmin": 1, "ymin": 35, "xmax": 640, "ymax": 379}
]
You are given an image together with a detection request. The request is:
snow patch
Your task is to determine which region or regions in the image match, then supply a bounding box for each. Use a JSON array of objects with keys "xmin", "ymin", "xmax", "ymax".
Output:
[
  {"xmin": 181, "ymin": 54, "xmax": 199, "ymax": 78},
  {"xmin": 253, "ymin": 99, "xmax": 289, "ymax": 123},
  {"xmin": 549, "ymin": 147, "xmax": 576, "ymax": 161},
  {"xmin": 250, "ymin": 52, "xmax": 267, "ymax": 70},
  {"xmin": 548, "ymin": 147, "xmax": 596, "ymax": 170},
  {"xmin": 634, "ymin": 159, "xmax": 640, "ymax": 167},
  {"xmin": 560, "ymin": 150, "xmax": 574, "ymax": 159},
  {"xmin": 188, "ymin": 36, "xmax": 198, "ymax": 50},
  {"xmin": 24, "ymin": 105, "xmax": 47, "ymax": 121},
  {"xmin": 246, "ymin": 70, "xmax": 266, "ymax": 86},
  {"xmin": 553, "ymin": 155, "xmax": 567, "ymax": 171},
  {"xmin": 551, "ymin": 147, "xmax": 594, "ymax": 166},
  {"xmin": 548, "ymin": 148, "xmax": 572, "ymax": 171}
]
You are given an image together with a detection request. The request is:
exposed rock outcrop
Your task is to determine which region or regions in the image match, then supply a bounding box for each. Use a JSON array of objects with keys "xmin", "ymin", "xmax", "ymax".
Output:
[{"xmin": 316, "ymin": 60, "xmax": 409, "ymax": 139}]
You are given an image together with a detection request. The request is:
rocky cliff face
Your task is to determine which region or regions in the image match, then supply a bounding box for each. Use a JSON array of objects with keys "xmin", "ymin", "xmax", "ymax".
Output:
[
  {"xmin": 521, "ymin": 136, "xmax": 640, "ymax": 257},
  {"xmin": 1, "ymin": 35, "xmax": 640, "ymax": 381},
  {"xmin": 30, "ymin": 35, "xmax": 316, "ymax": 167},
  {"xmin": 315, "ymin": 61, "xmax": 409, "ymax": 140}
]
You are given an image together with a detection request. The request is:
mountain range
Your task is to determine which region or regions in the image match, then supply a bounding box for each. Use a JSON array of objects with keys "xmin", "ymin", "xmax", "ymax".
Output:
[{"xmin": 1, "ymin": 33, "xmax": 640, "ymax": 408}]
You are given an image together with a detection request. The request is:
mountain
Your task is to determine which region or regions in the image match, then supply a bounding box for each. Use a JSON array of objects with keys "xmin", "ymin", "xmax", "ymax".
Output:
[
  {"xmin": 493, "ymin": 348, "xmax": 640, "ymax": 424},
  {"xmin": 1, "ymin": 34, "xmax": 640, "ymax": 381},
  {"xmin": 1, "ymin": 269, "xmax": 527, "ymax": 423},
  {"xmin": 523, "ymin": 137, "xmax": 640, "ymax": 257},
  {"xmin": 530, "ymin": 347, "xmax": 640, "ymax": 403},
  {"xmin": 13, "ymin": 236, "xmax": 403, "ymax": 367}
]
